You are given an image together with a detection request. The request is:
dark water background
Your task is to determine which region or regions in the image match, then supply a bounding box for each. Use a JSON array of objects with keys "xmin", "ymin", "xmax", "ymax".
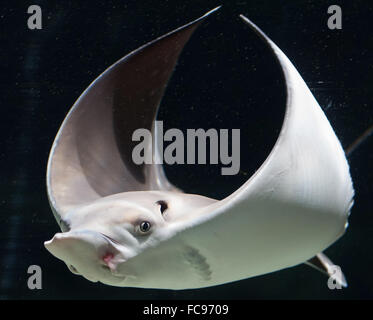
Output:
[{"xmin": 0, "ymin": 0, "xmax": 372, "ymax": 299}]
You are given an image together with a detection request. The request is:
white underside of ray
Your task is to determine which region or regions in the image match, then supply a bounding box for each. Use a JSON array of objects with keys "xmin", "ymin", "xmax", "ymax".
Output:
[{"xmin": 112, "ymin": 16, "xmax": 354, "ymax": 289}]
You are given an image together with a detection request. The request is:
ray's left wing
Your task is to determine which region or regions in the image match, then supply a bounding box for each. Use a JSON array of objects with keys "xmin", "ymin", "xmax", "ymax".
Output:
[{"xmin": 47, "ymin": 8, "xmax": 220, "ymax": 229}]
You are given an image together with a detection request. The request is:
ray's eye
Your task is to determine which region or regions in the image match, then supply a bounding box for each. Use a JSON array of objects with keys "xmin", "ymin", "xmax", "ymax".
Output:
[
  {"xmin": 139, "ymin": 221, "xmax": 151, "ymax": 233},
  {"xmin": 156, "ymin": 200, "xmax": 168, "ymax": 214}
]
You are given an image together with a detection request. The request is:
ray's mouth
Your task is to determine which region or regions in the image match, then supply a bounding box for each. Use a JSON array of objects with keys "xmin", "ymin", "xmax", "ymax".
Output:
[{"xmin": 98, "ymin": 233, "xmax": 127, "ymax": 278}]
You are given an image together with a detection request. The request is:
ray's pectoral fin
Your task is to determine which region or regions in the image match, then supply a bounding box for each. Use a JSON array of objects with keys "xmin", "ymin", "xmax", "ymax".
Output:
[
  {"xmin": 137, "ymin": 15, "xmax": 354, "ymax": 289},
  {"xmin": 46, "ymin": 7, "xmax": 221, "ymax": 226},
  {"xmin": 305, "ymin": 252, "xmax": 347, "ymax": 288}
]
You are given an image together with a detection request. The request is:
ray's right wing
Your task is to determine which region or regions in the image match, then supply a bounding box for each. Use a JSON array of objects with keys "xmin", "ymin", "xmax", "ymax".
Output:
[{"xmin": 123, "ymin": 15, "xmax": 354, "ymax": 289}]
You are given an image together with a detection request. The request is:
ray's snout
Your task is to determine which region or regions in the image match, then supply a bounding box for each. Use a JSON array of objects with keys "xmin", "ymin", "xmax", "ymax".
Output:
[
  {"xmin": 44, "ymin": 231, "xmax": 101, "ymax": 267},
  {"xmin": 44, "ymin": 230, "xmax": 127, "ymax": 282}
]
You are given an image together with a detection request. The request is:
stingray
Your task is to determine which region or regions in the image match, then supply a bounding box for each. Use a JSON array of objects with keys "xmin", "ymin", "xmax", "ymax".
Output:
[{"xmin": 44, "ymin": 7, "xmax": 354, "ymax": 289}]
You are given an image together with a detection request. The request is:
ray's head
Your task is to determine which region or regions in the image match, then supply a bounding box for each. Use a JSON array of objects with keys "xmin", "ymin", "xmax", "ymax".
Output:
[
  {"xmin": 44, "ymin": 192, "xmax": 172, "ymax": 285},
  {"xmin": 44, "ymin": 191, "xmax": 214, "ymax": 285}
]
